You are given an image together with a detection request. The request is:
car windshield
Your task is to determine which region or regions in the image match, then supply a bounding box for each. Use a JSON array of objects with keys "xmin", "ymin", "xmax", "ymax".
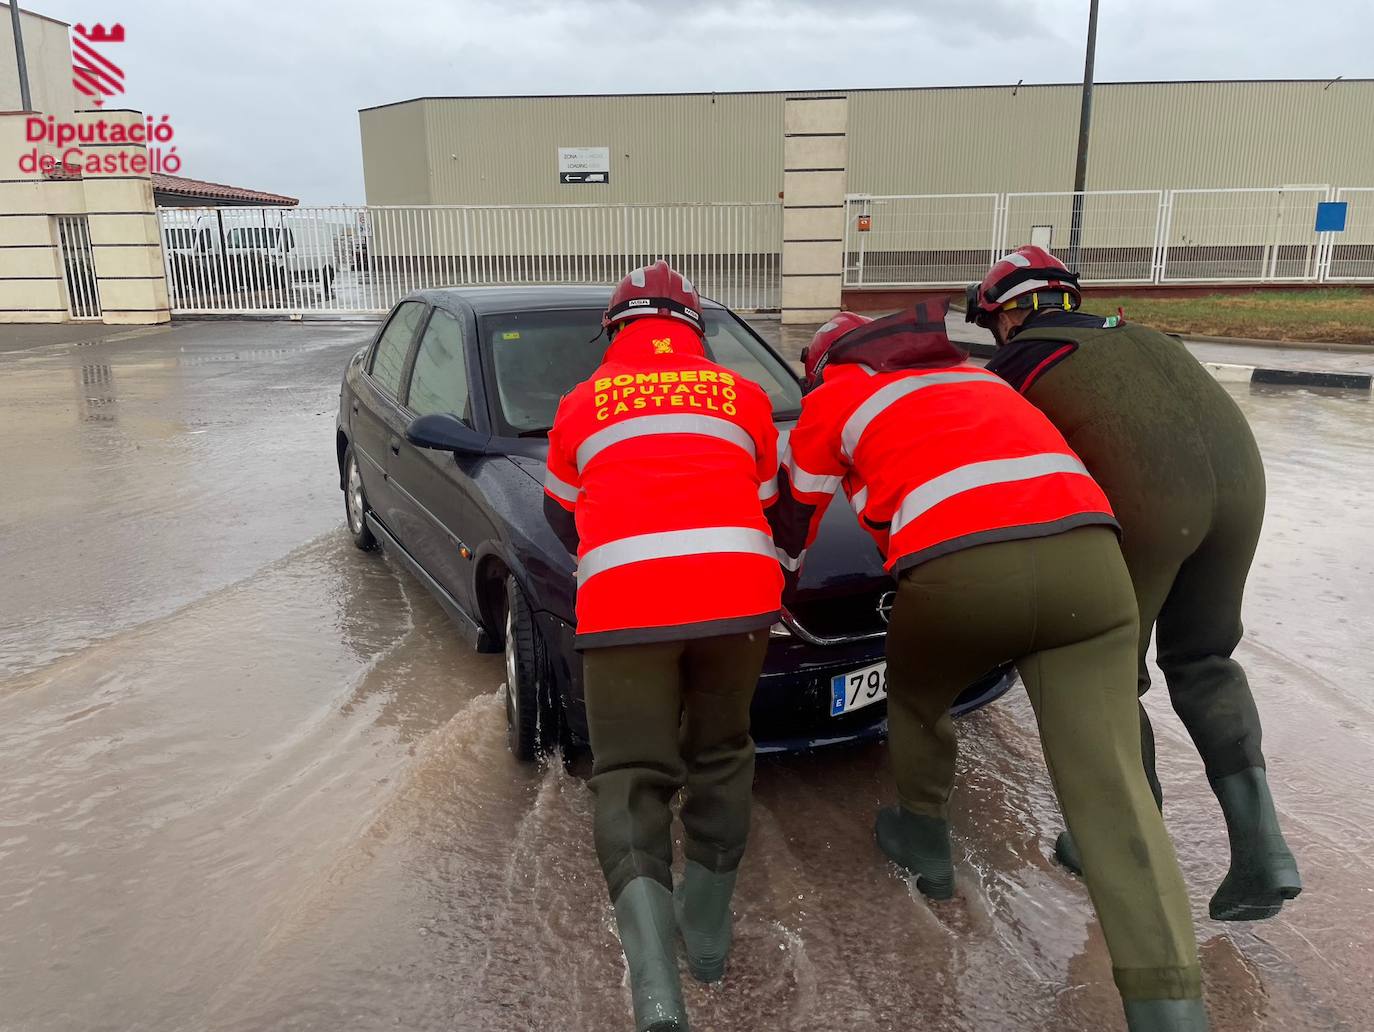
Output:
[{"xmin": 480, "ymin": 308, "xmax": 802, "ymax": 436}]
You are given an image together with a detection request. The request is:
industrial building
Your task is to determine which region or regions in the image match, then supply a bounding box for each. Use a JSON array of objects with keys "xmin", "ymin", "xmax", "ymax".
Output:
[{"xmin": 359, "ymin": 80, "xmax": 1374, "ymax": 206}]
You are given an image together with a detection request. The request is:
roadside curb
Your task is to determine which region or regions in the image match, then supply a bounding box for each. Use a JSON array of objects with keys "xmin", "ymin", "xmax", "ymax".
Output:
[
  {"xmin": 1203, "ymin": 363, "xmax": 1373, "ymax": 391},
  {"xmin": 1173, "ymin": 333, "xmax": 1373, "ymax": 353}
]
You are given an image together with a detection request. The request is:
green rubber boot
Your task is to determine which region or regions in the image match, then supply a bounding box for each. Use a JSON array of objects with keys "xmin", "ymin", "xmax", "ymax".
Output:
[
  {"xmin": 1123, "ymin": 998, "xmax": 1209, "ymax": 1031},
  {"xmin": 1209, "ymin": 767, "xmax": 1302, "ymax": 921},
  {"xmin": 874, "ymin": 805, "xmax": 954, "ymax": 900},
  {"xmin": 1053, "ymin": 829, "xmax": 1085, "ymax": 876},
  {"xmin": 613, "ymin": 878, "xmax": 689, "ymax": 1032},
  {"xmin": 673, "ymin": 861, "xmax": 737, "ymax": 983}
]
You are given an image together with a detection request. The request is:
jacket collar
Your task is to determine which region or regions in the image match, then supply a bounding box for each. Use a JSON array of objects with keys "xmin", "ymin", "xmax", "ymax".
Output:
[
  {"xmin": 603, "ymin": 316, "xmax": 706, "ymax": 364},
  {"xmin": 822, "ymin": 299, "xmax": 967, "ymax": 377}
]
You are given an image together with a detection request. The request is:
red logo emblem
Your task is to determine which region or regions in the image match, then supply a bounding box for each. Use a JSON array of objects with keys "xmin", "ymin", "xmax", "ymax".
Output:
[{"xmin": 71, "ymin": 23, "xmax": 126, "ymax": 108}]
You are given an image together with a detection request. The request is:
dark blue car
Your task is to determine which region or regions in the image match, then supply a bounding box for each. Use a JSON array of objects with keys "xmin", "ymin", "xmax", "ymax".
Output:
[{"xmin": 336, "ymin": 286, "xmax": 1011, "ymax": 760}]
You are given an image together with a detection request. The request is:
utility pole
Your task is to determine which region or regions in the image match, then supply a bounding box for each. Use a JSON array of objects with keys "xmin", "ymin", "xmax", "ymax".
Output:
[
  {"xmin": 1067, "ymin": 0, "xmax": 1099, "ymax": 271},
  {"xmin": 8, "ymin": 0, "xmax": 33, "ymax": 111}
]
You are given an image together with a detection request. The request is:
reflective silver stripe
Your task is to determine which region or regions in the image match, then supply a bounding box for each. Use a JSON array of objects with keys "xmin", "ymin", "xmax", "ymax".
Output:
[
  {"xmin": 576, "ymin": 414, "xmax": 756, "ymax": 472},
  {"xmin": 990, "ymin": 277, "xmax": 1060, "ymax": 304},
  {"xmin": 784, "ymin": 459, "xmax": 841, "ymax": 496},
  {"xmin": 890, "ymin": 453, "xmax": 1092, "ymax": 536},
  {"xmin": 840, "ymin": 370, "xmax": 1007, "ymax": 459},
  {"xmin": 577, "ymin": 526, "xmax": 775, "ymax": 587},
  {"xmin": 544, "ymin": 470, "xmax": 579, "ymax": 503},
  {"xmin": 850, "ymin": 484, "xmax": 869, "ymax": 515},
  {"xmin": 776, "ymin": 548, "xmax": 806, "ymax": 572},
  {"xmin": 759, "ymin": 478, "xmax": 779, "ymax": 503}
]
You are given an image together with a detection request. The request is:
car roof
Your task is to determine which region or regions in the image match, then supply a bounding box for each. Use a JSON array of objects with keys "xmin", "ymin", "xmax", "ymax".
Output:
[{"xmin": 411, "ymin": 284, "xmax": 727, "ymax": 316}]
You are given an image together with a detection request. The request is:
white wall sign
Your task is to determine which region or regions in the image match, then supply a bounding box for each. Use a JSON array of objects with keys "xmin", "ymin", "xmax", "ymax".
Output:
[{"xmin": 558, "ymin": 146, "xmax": 610, "ymax": 185}]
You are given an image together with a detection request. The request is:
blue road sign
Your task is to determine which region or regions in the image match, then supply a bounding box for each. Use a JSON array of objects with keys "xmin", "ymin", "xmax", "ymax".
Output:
[{"xmin": 1315, "ymin": 202, "xmax": 1348, "ymax": 233}]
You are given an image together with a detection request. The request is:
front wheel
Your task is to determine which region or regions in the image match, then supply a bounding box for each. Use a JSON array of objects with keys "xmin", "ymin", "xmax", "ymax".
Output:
[
  {"xmin": 343, "ymin": 444, "xmax": 377, "ymax": 551},
  {"xmin": 503, "ymin": 574, "xmax": 555, "ymax": 762}
]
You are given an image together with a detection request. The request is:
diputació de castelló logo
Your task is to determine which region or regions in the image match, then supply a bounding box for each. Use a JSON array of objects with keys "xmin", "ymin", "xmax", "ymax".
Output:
[
  {"xmin": 71, "ymin": 22, "xmax": 125, "ymax": 108},
  {"xmin": 16, "ymin": 21, "xmax": 181, "ymax": 177}
]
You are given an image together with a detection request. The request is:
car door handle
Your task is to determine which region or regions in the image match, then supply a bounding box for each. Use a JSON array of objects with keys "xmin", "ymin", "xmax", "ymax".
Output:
[{"xmin": 389, "ymin": 436, "xmax": 401, "ymax": 455}]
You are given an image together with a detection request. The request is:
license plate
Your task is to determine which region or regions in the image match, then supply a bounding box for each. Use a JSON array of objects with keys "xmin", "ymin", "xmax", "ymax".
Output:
[{"xmin": 830, "ymin": 661, "xmax": 888, "ymax": 716}]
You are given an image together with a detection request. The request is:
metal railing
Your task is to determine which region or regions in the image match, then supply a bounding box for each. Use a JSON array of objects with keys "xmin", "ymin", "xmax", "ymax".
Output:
[
  {"xmin": 56, "ymin": 214, "xmax": 102, "ymax": 319},
  {"xmin": 1329, "ymin": 188, "xmax": 1374, "ymax": 282},
  {"xmin": 845, "ymin": 186, "xmax": 1374, "ymax": 287},
  {"xmin": 159, "ymin": 202, "xmax": 782, "ymax": 316}
]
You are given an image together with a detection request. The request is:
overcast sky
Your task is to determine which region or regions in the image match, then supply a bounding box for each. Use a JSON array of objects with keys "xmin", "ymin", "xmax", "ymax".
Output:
[{"xmin": 27, "ymin": 0, "xmax": 1372, "ymax": 204}]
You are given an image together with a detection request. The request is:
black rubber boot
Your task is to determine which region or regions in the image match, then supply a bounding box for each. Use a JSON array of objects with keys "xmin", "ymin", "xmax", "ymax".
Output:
[
  {"xmin": 1123, "ymin": 998, "xmax": 1209, "ymax": 1031},
  {"xmin": 613, "ymin": 878, "xmax": 689, "ymax": 1032},
  {"xmin": 1208, "ymin": 766, "xmax": 1302, "ymax": 921},
  {"xmin": 874, "ymin": 805, "xmax": 954, "ymax": 900},
  {"xmin": 673, "ymin": 860, "xmax": 737, "ymax": 983}
]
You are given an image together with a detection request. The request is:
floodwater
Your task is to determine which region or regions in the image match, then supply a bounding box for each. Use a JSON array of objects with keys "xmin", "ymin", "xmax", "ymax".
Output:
[{"xmin": 1, "ymin": 320, "xmax": 1371, "ymax": 1032}]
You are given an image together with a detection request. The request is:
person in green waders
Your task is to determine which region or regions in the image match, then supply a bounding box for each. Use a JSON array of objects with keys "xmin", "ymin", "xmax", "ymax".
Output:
[{"xmin": 970, "ymin": 245, "xmax": 1302, "ymax": 923}]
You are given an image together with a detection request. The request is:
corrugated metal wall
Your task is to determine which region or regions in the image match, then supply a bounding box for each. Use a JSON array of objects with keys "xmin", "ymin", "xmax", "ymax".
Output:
[
  {"xmin": 417, "ymin": 92, "xmax": 793, "ymax": 204},
  {"xmin": 359, "ymin": 101, "xmax": 438, "ymax": 205},
  {"xmin": 359, "ymin": 80, "xmax": 1374, "ymax": 206}
]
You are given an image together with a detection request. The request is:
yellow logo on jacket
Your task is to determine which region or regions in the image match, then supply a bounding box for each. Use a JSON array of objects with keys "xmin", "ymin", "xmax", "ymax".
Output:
[{"xmin": 653, "ymin": 338, "xmax": 673, "ymax": 354}]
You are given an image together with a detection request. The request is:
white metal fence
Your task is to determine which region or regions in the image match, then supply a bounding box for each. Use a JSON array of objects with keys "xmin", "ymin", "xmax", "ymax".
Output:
[
  {"xmin": 159, "ymin": 202, "xmax": 782, "ymax": 316},
  {"xmin": 56, "ymin": 214, "xmax": 101, "ymax": 319},
  {"xmin": 1329, "ymin": 188, "xmax": 1374, "ymax": 282},
  {"xmin": 845, "ymin": 186, "xmax": 1374, "ymax": 287}
]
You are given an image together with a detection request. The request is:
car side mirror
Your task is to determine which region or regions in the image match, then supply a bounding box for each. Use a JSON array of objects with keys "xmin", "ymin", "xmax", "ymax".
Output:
[{"xmin": 405, "ymin": 413, "xmax": 489, "ymax": 456}]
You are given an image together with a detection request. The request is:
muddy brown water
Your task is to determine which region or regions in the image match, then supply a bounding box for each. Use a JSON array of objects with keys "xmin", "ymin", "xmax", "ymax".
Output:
[{"xmin": 0, "ymin": 321, "xmax": 1371, "ymax": 1031}]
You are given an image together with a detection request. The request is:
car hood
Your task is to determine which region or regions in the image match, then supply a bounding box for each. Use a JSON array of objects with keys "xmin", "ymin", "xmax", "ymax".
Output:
[{"xmin": 505, "ymin": 433, "xmax": 889, "ymax": 597}]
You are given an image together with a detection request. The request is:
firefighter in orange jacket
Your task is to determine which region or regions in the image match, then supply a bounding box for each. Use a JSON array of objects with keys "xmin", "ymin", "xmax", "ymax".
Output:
[
  {"xmin": 543, "ymin": 261, "xmax": 781, "ymax": 1032},
  {"xmin": 771, "ymin": 304, "xmax": 1207, "ymax": 1032}
]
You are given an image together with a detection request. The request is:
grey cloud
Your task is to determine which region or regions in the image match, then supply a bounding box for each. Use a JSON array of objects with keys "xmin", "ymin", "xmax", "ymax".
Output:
[{"xmin": 28, "ymin": 0, "xmax": 1374, "ymax": 204}]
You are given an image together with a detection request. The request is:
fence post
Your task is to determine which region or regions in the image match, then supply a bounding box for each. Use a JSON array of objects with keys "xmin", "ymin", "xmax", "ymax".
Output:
[
  {"xmin": 1158, "ymin": 192, "xmax": 1175, "ymax": 283},
  {"xmin": 1150, "ymin": 191, "xmax": 1167, "ymax": 284}
]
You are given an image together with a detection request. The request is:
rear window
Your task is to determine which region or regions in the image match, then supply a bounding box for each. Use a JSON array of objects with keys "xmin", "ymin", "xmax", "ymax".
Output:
[{"xmin": 480, "ymin": 308, "xmax": 802, "ymax": 436}]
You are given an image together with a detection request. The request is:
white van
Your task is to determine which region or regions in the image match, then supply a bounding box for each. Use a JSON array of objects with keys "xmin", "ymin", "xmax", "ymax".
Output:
[{"xmin": 162, "ymin": 210, "xmax": 346, "ymax": 295}]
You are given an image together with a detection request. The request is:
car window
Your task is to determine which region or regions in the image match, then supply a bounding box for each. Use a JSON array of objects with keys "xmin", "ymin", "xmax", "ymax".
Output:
[
  {"xmin": 370, "ymin": 300, "xmax": 425, "ymax": 397},
  {"xmin": 702, "ymin": 316, "xmax": 804, "ymax": 418},
  {"xmin": 407, "ymin": 309, "xmax": 471, "ymax": 423},
  {"xmin": 479, "ymin": 308, "xmax": 802, "ymax": 436}
]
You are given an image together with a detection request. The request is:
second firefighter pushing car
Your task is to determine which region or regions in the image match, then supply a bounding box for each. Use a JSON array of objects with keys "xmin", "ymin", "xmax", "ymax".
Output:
[{"xmin": 773, "ymin": 303, "xmax": 1209, "ymax": 1032}]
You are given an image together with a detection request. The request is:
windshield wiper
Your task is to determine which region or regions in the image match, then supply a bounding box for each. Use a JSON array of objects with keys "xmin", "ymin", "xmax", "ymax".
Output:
[{"xmin": 516, "ymin": 426, "xmax": 552, "ymax": 438}]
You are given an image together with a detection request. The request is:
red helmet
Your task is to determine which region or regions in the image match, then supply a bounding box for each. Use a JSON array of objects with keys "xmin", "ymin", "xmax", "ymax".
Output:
[
  {"xmin": 965, "ymin": 245, "xmax": 1081, "ymax": 325},
  {"xmin": 603, "ymin": 260, "xmax": 704, "ymax": 336},
  {"xmin": 801, "ymin": 311, "xmax": 871, "ymax": 386}
]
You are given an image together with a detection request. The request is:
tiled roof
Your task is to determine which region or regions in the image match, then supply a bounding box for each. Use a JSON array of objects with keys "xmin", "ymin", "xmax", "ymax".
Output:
[{"xmin": 152, "ymin": 173, "xmax": 297, "ymax": 206}]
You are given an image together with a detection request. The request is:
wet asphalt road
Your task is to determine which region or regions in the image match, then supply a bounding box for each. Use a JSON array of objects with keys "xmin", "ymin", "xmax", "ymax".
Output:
[{"xmin": 0, "ymin": 319, "xmax": 1371, "ymax": 1032}]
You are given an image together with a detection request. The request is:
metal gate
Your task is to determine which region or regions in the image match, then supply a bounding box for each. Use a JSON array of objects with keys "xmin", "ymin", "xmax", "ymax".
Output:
[
  {"xmin": 843, "ymin": 193, "xmax": 1000, "ymax": 287},
  {"xmin": 160, "ymin": 202, "xmax": 782, "ymax": 316},
  {"xmin": 1001, "ymin": 191, "xmax": 1163, "ymax": 283},
  {"xmin": 56, "ymin": 215, "xmax": 101, "ymax": 319},
  {"xmin": 1159, "ymin": 186, "xmax": 1329, "ymax": 282},
  {"xmin": 1325, "ymin": 188, "xmax": 1374, "ymax": 282}
]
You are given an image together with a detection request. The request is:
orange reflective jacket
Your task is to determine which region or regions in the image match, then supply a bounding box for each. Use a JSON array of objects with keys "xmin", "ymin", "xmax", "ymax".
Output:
[
  {"xmin": 545, "ymin": 316, "xmax": 783, "ymax": 648},
  {"xmin": 772, "ymin": 358, "xmax": 1116, "ymax": 579}
]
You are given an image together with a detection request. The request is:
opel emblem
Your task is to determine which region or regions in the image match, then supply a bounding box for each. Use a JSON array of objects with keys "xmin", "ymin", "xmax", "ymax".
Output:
[{"xmin": 877, "ymin": 590, "xmax": 896, "ymax": 625}]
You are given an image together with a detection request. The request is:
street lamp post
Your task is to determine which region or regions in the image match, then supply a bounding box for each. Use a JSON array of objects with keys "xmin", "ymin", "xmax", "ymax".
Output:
[
  {"xmin": 8, "ymin": 0, "xmax": 33, "ymax": 111},
  {"xmin": 1067, "ymin": 0, "xmax": 1099, "ymax": 272}
]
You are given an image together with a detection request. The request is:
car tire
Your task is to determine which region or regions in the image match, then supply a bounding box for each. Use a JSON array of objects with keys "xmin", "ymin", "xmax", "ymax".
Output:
[
  {"xmin": 343, "ymin": 444, "xmax": 378, "ymax": 551},
  {"xmin": 503, "ymin": 573, "xmax": 554, "ymax": 762}
]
